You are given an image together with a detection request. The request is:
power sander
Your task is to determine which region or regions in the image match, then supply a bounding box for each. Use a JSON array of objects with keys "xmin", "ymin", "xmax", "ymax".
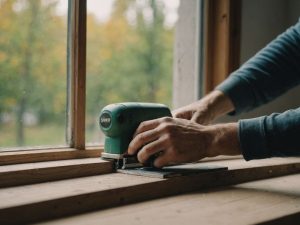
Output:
[{"xmin": 99, "ymin": 102, "xmax": 172, "ymax": 169}]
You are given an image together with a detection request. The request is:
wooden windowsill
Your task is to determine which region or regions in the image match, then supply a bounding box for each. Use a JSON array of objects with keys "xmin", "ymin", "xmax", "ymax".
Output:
[
  {"xmin": 35, "ymin": 173, "xmax": 300, "ymax": 225},
  {"xmin": 0, "ymin": 147, "xmax": 103, "ymax": 166},
  {"xmin": 0, "ymin": 158, "xmax": 113, "ymax": 188},
  {"xmin": 0, "ymin": 157, "xmax": 299, "ymax": 224}
]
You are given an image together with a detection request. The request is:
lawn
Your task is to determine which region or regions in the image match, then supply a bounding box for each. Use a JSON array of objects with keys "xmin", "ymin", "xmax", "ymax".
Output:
[
  {"xmin": 0, "ymin": 123, "xmax": 66, "ymax": 148},
  {"xmin": 0, "ymin": 122, "xmax": 104, "ymax": 149}
]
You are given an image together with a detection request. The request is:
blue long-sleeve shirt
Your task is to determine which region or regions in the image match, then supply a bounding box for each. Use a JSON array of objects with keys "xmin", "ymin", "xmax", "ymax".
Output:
[{"xmin": 216, "ymin": 19, "xmax": 300, "ymax": 161}]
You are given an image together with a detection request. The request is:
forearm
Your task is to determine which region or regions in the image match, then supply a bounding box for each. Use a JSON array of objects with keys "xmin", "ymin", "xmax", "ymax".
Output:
[{"xmin": 216, "ymin": 20, "xmax": 300, "ymax": 115}]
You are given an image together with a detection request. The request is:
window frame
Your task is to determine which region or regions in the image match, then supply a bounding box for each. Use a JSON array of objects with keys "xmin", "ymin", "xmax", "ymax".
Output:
[
  {"xmin": 172, "ymin": 0, "xmax": 241, "ymax": 108},
  {"xmin": 0, "ymin": 0, "xmax": 98, "ymax": 165},
  {"xmin": 67, "ymin": 0, "xmax": 86, "ymax": 150},
  {"xmin": 204, "ymin": 0, "xmax": 241, "ymax": 93}
]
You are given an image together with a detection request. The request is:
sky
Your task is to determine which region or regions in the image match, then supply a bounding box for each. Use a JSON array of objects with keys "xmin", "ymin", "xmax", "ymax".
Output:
[{"xmin": 56, "ymin": 0, "xmax": 180, "ymax": 27}]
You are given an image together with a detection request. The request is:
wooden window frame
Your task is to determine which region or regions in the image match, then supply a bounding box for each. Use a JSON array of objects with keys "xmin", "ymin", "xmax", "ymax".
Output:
[
  {"xmin": 67, "ymin": 0, "xmax": 86, "ymax": 150},
  {"xmin": 172, "ymin": 0, "xmax": 241, "ymax": 106},
  {"xmin": 0, "ymin": 0, "xmax": 103, "ymax": 166},
  {"xmin": 204, "ymin": 0, "xmax": 241, "ymax": 93}
]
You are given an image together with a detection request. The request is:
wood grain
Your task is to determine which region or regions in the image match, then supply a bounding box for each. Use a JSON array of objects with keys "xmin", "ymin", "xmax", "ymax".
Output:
[
  {"xmin": 0, "ymin": 148, "xmax": 102, "ymax": 166},
  {"xmin": 0, "ymin": 158, "xmax": 112, "ymax": 188},
  {"xmin": 35, "ymin": 174, "xmax": 300, "ymax": 225},
  {"xmin": 68, "ymin": 0, "xmax": 87, "ymax": 149},
  {"xmin": 0, "ymin": 158, "xmax": 299, "ymax": 225},
  {"xmin": 204, "ymin": 0, "xmax": 241, "ymax": 93}
]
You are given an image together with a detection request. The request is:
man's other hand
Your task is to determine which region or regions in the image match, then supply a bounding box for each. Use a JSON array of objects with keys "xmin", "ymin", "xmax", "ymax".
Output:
[{"xmin": 173, "ymin": 90, "xmax": 235, "ymax": 125}]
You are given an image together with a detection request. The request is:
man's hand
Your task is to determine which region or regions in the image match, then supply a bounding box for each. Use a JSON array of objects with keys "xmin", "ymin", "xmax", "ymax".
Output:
[
  {"xmin": 173, "ymin": 90, "xmax": 235, "ymax": 125},
  {"xmin": 127, "ymin": 117, "xmax": 241, "ymax": 168}
]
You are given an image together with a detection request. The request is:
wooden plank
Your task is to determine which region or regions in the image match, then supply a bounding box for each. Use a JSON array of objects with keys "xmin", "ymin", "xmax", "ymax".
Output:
[
  {"xmin": 0, "ymin": 148, "xmax": 102, "ymax": 166},
  {"xmin": 0, "ymin": 158, "xmax": 299, "ymax": 225},
  {"xmin": 257, "ymin": 212, "xmax": 300, "ymax": 225},
  {"xmin": 0, "ymin": 158, "xmax": 113, "ymax": 188},
  {"xmin": 34, "ymin": 174, "xmax": 300, "ymax": 225},
  {"xmin": 68, "ymin": 0, "xmax": 87, "ymax": 149},
  {"xmin": 204, "ymin": 0, "xmax": 241, "ymax": 93}
]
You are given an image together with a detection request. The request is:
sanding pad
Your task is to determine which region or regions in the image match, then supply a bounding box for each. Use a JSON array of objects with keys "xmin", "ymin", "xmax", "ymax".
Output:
[{"xmin": 117, "ymin": 163, "xmax": 228, "ymax": 179}]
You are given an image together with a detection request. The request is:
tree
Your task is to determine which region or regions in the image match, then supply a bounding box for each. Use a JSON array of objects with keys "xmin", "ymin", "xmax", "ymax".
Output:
[
  {"xmin": 86, "ymin": 0, "xmax": 174, "ymax": 142},
  {"xmin": 0, "ymin": 0, "xmax": 67, "ymax": 146}
]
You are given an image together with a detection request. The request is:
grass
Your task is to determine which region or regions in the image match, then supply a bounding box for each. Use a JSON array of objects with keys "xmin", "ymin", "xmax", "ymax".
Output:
[
  {"xmin": 0, "ymin": 122, "xmax": 105, "ymax": 149},
  {"xmin": 0, "ymin": 123, "xmax": 66, "ymax": 148}
]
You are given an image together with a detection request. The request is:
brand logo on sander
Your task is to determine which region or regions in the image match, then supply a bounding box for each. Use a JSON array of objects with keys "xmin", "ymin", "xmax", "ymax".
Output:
[{"xmin": 100, "ymin": 113, "xmax": 112, "ymax": 128}]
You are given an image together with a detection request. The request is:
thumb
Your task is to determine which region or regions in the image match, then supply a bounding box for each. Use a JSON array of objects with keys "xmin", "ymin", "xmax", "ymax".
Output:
[
  {"xmin": 172, "ymin": 110, "xmax": 193, "ymax": 120},
  {"xmin": 191, "ymin": 111, "xmax": 210, "ymax": 125}
]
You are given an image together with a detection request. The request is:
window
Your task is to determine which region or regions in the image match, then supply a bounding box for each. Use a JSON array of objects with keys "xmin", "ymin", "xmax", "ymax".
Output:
[
  {"xmin": 0, "ymin": 0, "xmax": 68, "ymax": 149},
  {"xmin": 0, "ymin": 0, "xmax": 180, "ymax": 153},
  {"xmin": 85, "ymin": 0, "xmax": 180, "ymax": 144},
  {"xmin": 0, "ymin": 0, "xmax": 238, "ymax": 157}
]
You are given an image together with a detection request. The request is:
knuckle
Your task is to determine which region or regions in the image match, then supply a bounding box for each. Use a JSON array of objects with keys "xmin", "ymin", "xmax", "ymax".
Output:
[
  {"xmin": 160, "ymin": 123, "xmax": 172, "ymax": 133},
  {"xmin": 137, "ymin": 133, "xmax": 146, "ymax": 142},
  {"xmin": 143, "ymin": 145, "xmax": 153, "ymax": 155},
  {"xmin": 162, "ymin": 117, "xmax": 172, "ymax": 122},
  {"xmin": 138, "ymin": 121, "xmax": 147, "ymax": 130},
  {"xmin": 164, "ymin": 133, "xmax": 171, "ymax": 141},
  {"xmin": 163, "ymin": 134, "xmax": 172, "ymax": 145},
  {"xmin": 165, "ymin": 130, "xmax": 176, "ymax": 142},
  {"xmin": 137, "ymin": 151, "xmax": 146, "ymax": 163}
]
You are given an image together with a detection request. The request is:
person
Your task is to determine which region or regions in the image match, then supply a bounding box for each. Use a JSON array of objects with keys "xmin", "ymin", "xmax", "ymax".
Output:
[{"xmin": 128, "ymin": 19, "xmax": 300, "ymax": 168}]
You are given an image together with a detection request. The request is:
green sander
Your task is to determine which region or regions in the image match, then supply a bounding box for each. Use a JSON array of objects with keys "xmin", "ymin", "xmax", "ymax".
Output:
[{"xmin": 99, "ymin": 102, "xmax": 172, "ymax": 169}]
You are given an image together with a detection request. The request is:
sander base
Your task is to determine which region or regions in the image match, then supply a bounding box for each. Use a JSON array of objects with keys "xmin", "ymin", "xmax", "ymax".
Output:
[{"xmin": 117, "ymin": 163, "xmax": 228, "ymax": 179}]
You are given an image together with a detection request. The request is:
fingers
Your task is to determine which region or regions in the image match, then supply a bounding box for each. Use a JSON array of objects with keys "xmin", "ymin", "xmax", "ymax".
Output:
[
  {"xmin": 153, "ymin": 152, "xmax": 170, "ymax": 168},
  {"xmin": 133, "ymin": 118, "xmax": 161, "ymax": 137},
  {"xmin": 128, "ymin": 117, "xmax": 178, "ymax": 167},
  {"xmin": 128, "ymin": 128, "xmax": 159, "ymax": 155},
  {"xmin": 137, "ymin": 138, "xmax": 166, "ymax": 163},
  {"xmin": 172, "ymin": 109, "xmax": 192, "ymax": 120},
  {"xmin": 191, "ymin": 111, "xmax": 209, "ymax": 125},
  {"xmin": 129, "ymin": 117, "xmax": 173, "ymax": 156},
  {"xmin": 191, "ymin": 111, "xmax": 202, "ymax": 123}
]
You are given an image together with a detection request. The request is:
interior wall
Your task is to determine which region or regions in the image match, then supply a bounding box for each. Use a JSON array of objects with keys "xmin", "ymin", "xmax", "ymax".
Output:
[
  {"xmin": 172, "ymin": 0, "xmax": 202, "ymax": 109},
  {"xmin": 218, "ymin": 0, "xmax": 300, "ymax": 122}
]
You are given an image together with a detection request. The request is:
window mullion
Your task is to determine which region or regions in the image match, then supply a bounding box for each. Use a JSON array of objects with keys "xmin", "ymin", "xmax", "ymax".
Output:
[{"xmin": 67, "ymin": 0, "xmax": 87, "ymax": 150}]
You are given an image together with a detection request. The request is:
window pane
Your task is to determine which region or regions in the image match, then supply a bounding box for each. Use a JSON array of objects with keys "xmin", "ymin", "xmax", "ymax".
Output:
[
  {"xmin": 86, "ymin": 0, "xmax": 180, "ymax": 144},
  {"xmin": 0, "ymin": 0, "xmax": 68, "ymax": 149}
]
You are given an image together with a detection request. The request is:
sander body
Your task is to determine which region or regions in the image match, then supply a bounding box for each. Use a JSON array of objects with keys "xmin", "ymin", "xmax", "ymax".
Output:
[{"xmin": 99, "ymin": 102, "xmax": 172, "ymax": 169}]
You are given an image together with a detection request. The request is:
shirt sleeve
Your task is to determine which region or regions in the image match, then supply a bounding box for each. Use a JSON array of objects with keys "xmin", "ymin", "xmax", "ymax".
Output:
[
  {"xmin": 215, "ymin": 19, "xmax": 300, "ymax": 160},
  {"xmin": 239, "ymin": 108, "xmax": 300, "ymax": 160},
  {"xmin": 217, "ymin": 19, "xmax": 300, "ymax": 115}
]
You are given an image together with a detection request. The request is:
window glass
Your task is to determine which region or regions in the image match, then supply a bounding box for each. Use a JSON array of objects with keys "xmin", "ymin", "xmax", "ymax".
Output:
[
  {"xmin": 0, "ymin": 0, "xmax": 68, "ymax": 149},
  {"xmin": 86, "ymin": 0, "xmax": 180, "ymax": 144}
]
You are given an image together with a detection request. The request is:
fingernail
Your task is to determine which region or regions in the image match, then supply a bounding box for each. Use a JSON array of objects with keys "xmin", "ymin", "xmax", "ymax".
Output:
[{"xmin": 127, "ymin": 146, "xmax": 133, "ymax": 155}]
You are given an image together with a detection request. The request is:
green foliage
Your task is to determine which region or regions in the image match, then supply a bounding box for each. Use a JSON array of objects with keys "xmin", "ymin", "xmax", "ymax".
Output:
[
  {"xmin": 86, "ymin": 0, "xmax": 174, "ymax": 113},
  {"xmin": 0, "ymin": 0, "xmax": 175, "ymax": 146},
  {"xmin": 0, "ymin": 0, "xmax": 67, "ymax": 146}
]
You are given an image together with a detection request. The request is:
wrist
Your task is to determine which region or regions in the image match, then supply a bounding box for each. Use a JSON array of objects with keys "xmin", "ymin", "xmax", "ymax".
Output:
[
  {"xmin": 206, "ymin": 123, "xmax": 241, "ymax": 157},
  {"xmin": 201, "ymin": 90, "xmax": 235, "ymax": 121}
]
